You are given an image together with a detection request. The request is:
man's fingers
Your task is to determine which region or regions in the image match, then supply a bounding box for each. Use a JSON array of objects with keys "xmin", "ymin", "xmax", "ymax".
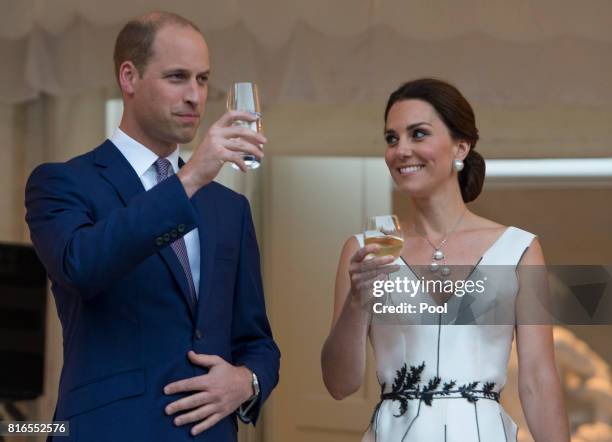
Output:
[
  {"xmin": 174, "ymin": 403, "xmax": 218, "ymax": 427},
  {"xmin": 224, "ymin": 152, "xmax": 248, "ymax": 173},
  {"xmin": 224, "ymin": 138, "xmax": 264, "ymax": 160},
  {"xmin": 164, "ymin": 375, "xmax": 206, "ymax": 395},
  {"xmin": 191, "ymin": 412, "xmax": 224, "ymax": 436},
  {"xmin": 187, "ymin": 351, "xmax": 224, "ymax": 368},
  {"xmin": 165, "ymin": 391, "xmax": 211, "ymax": 415},
  {"xmin": 221, "ymin": 125, "xmax": 267, "ymax": 145},
  {"xmin": 214, "ymin": 110, "xmax": 259, "ymax": 127}
]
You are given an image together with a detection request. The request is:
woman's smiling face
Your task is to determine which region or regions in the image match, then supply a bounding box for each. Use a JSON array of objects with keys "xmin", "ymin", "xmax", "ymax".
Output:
[{"xmin": 384, "ymin": 99, "xmax": 467, "ymax": 198}]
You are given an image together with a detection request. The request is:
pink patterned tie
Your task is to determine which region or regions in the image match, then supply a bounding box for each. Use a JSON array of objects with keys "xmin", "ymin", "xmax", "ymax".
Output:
[{"xmin": 154, "ymin": 158, "xmax": 198, "ymax": 304}]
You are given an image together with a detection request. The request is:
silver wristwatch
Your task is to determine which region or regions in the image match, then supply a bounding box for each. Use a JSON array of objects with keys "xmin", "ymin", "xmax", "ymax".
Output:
[
  {"xmin": 238, "ymin": 370, "xmax": 260, "ymax": 422},
  {"xmin": 247, "ymin": 371, "xmax": 260, "ymax": 402}
]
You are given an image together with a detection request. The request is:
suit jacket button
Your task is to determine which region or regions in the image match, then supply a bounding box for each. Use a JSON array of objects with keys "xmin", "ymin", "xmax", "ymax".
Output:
[
  {"xmin": 171, "ymin": 229, "xmax": 178, "ymax": 238},
  {"xmin": 155, "ymin": 237, "xmax": 164, "ymax": 246},
  {"xmin": 178, "ymin": 224, "xmax": 186, "ymax": 233},
  {"xmin": 163, "ymin": 233, "xmax": 171, "ymax": 242},
  {"xmin": 194, "ymin": 330, "xmax": 202, "ymax": 340}
]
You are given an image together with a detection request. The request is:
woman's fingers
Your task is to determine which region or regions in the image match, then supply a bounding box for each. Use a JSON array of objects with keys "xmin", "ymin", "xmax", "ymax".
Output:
[
  {"xmin": 349, "ymin": 255, "xmax": 397, "ymax": 277},
  {"xmin": 351, "ymin": 265, "xmax": 400, "ymax": 283},
  {"xmin": 351, "ymin": 244, "xmax": 379, "ymax": 263}
]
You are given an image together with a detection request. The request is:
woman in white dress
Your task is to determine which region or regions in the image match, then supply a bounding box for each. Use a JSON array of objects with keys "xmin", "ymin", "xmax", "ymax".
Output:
[{"xmin": 321, "ymin": 79, "xmax": 570, "ymax": 441}]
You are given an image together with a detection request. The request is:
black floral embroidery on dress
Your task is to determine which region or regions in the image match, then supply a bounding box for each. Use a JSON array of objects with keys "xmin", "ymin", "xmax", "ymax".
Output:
[
  {"xmin": 482, "ymin": 381, "xmax": 499, "ymax": 400},
  {"xmin": 372, "ymin": 362, "xmax": 500, "ymax": 424}
]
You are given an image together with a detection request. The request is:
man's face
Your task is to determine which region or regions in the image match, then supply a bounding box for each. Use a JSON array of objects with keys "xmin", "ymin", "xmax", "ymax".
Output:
[{"xmin": 131, "ymin": 24, "xmax": 210, "ymax": 149}]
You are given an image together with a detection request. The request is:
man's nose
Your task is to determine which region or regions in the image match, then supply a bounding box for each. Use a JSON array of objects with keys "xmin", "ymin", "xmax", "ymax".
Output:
[{"xmin": 183, "ymin": 80, "xmax": 201, "ymax": 106}]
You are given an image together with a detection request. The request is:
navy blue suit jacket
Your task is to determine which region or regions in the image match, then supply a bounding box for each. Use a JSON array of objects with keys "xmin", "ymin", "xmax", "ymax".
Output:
[{"xmin": 25, "ymin": 140, "xmax": 280, "ymax": 441}]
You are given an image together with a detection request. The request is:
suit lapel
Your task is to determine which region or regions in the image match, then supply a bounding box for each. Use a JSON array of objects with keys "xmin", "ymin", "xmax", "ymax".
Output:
[
  {"xmin": 96, "ymin": 140, "xmax": 145, "ymax": 206},
  {"xmin": 158, "ymin": 248, "xmax": 196, "ymax": 318},
  {"xmin": 95, "ymin": 141, "xmax": 196, "ymax": 319}
]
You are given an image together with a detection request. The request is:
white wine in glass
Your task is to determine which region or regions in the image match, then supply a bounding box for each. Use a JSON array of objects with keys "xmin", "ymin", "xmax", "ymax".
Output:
[
  {"xmin": 226, "ymin": 82, "xmax": 262, "ymax": 170},
  {"xmin": 364, "ymin": 215, "xmax": 404, "ymax": 259}
]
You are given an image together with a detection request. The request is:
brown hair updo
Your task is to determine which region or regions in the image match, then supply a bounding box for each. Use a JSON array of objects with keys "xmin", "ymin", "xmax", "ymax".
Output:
[{"xmin": 384, "ymin": 78, "xmax": 485, "ymax": 203}]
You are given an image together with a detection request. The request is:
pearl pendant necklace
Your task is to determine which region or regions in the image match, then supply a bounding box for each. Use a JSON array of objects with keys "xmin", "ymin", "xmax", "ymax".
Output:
[{"xmin": 416, "ymin": 210, "xmax": 467, "ymax": 278}]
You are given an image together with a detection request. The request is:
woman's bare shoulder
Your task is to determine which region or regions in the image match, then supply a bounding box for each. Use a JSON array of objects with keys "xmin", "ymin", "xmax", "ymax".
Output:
[
  {"xmin": 462, "ymin": 213, "xmax": 507, "ymax": 232},
  {"xmin": 338, "ymin": 235, "xmax": 361, "ymax": 263}
]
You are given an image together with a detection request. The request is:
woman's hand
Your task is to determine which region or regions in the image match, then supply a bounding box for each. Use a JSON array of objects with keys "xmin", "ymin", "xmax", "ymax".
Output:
[
  {"xmin": 347, "ymin": 245, "xmax": 400, "ymax": 302},
  {"xmin": 322, "ymin": 238, "xmax": 401, "ymax": 400}
]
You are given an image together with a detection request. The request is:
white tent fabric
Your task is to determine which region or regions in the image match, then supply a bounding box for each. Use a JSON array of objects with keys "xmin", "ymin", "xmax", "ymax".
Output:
[
  {"xmin": 3, "ymin": 0, "xmax": 612, "ymax": 42},
  {"xmin": 1, "ymin": 0, "xmax": 612, "ymax": 105}
]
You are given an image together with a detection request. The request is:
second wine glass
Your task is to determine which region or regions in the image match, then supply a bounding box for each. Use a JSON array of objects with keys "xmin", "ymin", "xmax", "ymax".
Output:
[{"xmin": 363, "ymin": 215, "xmax": 404, "ymax": 259}]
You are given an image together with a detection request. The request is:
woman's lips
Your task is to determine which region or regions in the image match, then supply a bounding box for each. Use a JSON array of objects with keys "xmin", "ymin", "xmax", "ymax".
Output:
[{"xmin": 398, "ymin": 165, "xmax": 425, "ymax": 175}]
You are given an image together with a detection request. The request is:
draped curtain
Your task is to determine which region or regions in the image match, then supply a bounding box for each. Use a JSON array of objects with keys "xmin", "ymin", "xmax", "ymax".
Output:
[{"xmin": 1, "ymin": 0, "xmax": 611, "ymax": 106}]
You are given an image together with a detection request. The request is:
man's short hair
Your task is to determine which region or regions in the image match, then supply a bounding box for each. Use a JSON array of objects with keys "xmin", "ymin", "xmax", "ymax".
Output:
[{"xmin": 113, "ymin": 11, "xmax": 202, "ymax": 83}]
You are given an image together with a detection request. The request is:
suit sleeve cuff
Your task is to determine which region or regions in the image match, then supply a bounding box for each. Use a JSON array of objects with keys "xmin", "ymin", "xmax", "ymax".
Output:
[{"xmin": 237, "ymin": 391, "xmax": 261, "ymax": 423}]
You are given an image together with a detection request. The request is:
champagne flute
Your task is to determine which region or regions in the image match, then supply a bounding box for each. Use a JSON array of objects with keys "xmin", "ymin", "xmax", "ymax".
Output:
[
  {"xmin": 226, "ymin": 82, "xmax": 263, "ymax": 170},
  {"xmin": 364, "ymin": 215, "xmax": 404, "ymax": 259}
]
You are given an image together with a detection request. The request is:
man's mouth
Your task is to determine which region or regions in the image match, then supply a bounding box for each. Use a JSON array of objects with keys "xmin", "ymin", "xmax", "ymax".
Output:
[{"xmin": 174, "ymin": 113, "xmax": 200, "ymax": 122}]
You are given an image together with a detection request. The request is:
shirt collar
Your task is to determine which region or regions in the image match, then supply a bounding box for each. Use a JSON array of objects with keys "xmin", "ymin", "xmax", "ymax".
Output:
[{"xmin": 110, "ymin": 127, "xmax": 181, "ymax": 177}]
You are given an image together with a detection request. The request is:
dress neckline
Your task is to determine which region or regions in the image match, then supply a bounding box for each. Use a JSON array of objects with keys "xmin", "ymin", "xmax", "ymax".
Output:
[{"xmin": 399, "ymin": 226, "xmax": 513, "ymax": 305}]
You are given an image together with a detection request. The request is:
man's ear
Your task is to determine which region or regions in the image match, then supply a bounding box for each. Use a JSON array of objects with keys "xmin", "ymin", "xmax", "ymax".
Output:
[{"xmin": 118, "ymin": 61, "xmax": 140, "ymax": 95}]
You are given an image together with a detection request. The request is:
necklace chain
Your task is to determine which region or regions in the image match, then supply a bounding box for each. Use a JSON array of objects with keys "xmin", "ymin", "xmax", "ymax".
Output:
[
  {"xmin": 413, "ymin": 209, "xmax": 467, "ymax": 276},
  {"xmin": 415, "ymin": 209, "xmax": 466, "ymax": 251}
]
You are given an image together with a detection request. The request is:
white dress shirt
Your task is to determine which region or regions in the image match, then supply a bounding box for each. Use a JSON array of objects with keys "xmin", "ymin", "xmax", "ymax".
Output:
[{"xmin": 111, "ymin": 128, "xmax": 201, "ymax": 297}]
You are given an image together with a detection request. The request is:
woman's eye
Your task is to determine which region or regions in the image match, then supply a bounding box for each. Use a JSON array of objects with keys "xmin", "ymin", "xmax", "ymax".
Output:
[
  {"xmin": 413, "ymin": 129, "xmax": 427, "ymax": 139},
  {"xmin": 385, "ymin": 134, "xmax": 398, "ymax": 145}
]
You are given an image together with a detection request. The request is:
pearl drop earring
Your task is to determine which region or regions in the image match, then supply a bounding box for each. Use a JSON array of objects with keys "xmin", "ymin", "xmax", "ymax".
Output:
[{"xmin": 453, "ymin": 159, "xmax": 464, "ymax": 172}]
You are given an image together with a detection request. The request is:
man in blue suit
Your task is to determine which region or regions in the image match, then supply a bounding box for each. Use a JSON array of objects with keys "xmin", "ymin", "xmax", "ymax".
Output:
[{"xmin": 25, "ymin": 11, "xmax": 280, "ymax": 441}]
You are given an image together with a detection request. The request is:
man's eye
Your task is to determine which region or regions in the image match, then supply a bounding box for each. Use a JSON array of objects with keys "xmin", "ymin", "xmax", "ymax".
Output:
[
  {"xmin": 385, "ymin": 134, "xmax": 398, "ymax": 145},
  {"xmin": 168, "ymin": 73, "xmax": 185, "ymax": 80}
]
